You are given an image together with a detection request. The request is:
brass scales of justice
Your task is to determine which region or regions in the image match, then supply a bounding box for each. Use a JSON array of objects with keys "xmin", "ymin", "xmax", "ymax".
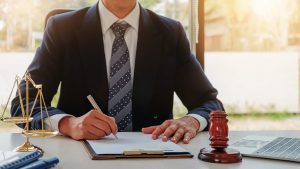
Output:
[{"xmin": 0, "ymin": 71, "xmax": 58, "ymax": 152}]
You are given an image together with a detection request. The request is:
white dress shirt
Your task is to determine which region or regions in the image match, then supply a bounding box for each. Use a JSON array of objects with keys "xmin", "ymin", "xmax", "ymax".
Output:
[{"xmin": 45, "ymin": 0, "xmax": 207, "ymax": 132}]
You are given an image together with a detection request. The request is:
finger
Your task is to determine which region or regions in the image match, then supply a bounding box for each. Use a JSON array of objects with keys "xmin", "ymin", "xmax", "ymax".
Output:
[
  {"xmin": 86, "ymin": 124, "xmax": 107, "ymax": 138},
  {"xmin": 109, "ymin": 117, "xmax": 118, "ymax": 134},
  {"xmin": 152, "ymin": 120, "xmax": 173, "ymax": 139},
  {"xmin": 91, "ymin": 118, "xmax": 112, "ymax": 135},
  {"xmin": 171, "ymin": 128, "xmax": 185, "ymax": 143},
  {"xmin": 92, "ymin": 111, "xmax": 118, "ymax": 135},
  {"xmin": 81, "ymin": 127, "xmax": 102, "ymax": 140},
  {"xmin": 183, "ymin": 132, "xmax": 194, "ymax": 144},
  {"xmin": 86, "ymin": 130, "xmax": 102, "ymax": 140},
  {"xmin": 86, "ymin": 113, "xmax": 113, "ymax": 136},
  {"xmin": 141, "ymin": 126, "xmax": 158, "ymax": 134},
  {"xmin": 162, "ymin": 124, "xmax": 179, "ymax": 141}
]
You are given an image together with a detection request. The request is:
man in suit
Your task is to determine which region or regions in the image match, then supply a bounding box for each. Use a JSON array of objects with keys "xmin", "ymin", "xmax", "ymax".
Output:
[{"xmin": 11, "ymin": 0, "xmax": 223, "ymax": 144}]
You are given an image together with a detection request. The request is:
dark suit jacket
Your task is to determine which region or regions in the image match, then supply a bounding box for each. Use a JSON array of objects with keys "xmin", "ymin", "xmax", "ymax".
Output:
[{"xmin": 11, "ymin": 3, "xmax": 223, "ymax": 131}]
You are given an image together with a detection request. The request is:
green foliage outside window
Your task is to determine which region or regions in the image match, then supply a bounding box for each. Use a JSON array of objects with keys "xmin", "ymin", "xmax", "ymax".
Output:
[{"xmin": 0, "ymin": 0, "xmax": 160, "ymax": 52}]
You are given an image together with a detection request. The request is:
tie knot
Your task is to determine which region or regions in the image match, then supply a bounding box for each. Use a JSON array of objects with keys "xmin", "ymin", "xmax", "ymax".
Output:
[{"xmin": 111, "ymin": 22, "xmax": 130, "ymax": 37}]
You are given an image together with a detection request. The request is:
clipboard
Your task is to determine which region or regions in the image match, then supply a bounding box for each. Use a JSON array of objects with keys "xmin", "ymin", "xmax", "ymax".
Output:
[{"xmin": 82, "ymin": 132, "xmax": 193, "ymax": 160}]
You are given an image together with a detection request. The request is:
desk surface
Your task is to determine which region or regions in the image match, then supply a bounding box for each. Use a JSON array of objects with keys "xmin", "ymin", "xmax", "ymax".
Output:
[{"xmin": 1, "ymin": 131, "xmax": 299, "ymax": 169}]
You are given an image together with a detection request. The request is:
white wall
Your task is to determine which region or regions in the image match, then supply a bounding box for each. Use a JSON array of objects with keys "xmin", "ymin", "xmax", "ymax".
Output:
[
  {"xmin": 205, "ymin": 52, "xmax": 300, "ymax": 113},
  {"xmin": 1, "ymin": 52, "xmax": 300, "ymax": 113},
  {"xmin": 0, "ymin": 53, "xmax": 34, "ymax": 104}
]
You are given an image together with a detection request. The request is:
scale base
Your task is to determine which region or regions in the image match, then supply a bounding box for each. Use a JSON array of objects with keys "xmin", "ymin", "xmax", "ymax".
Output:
[
  {"xmin": 15, "ymin": 141, "xmax": 37, "ymax": 152},
  {"xmin": 199, "ymin": 147, "xmax": 242, "ymax": 163}
]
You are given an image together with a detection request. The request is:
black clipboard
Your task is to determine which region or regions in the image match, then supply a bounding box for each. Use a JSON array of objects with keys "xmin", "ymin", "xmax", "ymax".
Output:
[{"xmin": 82, "ymin": 140, "xmax": 194, "ymax": 160}]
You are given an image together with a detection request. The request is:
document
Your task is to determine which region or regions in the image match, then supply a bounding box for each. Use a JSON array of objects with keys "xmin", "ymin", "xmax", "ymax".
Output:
[
  {"xmin": 85, "ymin": 132, "xmax": 191, "ymax": 157},
  {"xmin": 87, "ymin": 132, "xmax": 188, "ymax": 154}
]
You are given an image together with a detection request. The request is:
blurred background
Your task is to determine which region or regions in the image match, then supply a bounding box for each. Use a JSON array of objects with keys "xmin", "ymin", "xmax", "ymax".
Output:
[{"xmin": 1, "ymin": 0, "xmax": 300, "ymax": 132}]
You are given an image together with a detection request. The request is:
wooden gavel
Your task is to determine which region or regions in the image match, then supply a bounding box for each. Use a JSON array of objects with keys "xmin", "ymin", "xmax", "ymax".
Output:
[{"xmin": 198, "ymin": 111, "xmax": 242, "ymax": 163}]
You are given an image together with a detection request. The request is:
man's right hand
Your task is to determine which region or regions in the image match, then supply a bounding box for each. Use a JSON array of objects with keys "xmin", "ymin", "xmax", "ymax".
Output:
[{"xmin": 58, "ymin": 110, "xmax": 118, "ymax": 140}]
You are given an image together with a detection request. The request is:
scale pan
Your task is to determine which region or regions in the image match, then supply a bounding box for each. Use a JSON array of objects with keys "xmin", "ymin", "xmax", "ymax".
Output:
[
  {"xmin": 1, "ymin": 117, "xmax": 33, "ymax": 124},
  {"xmin": 23, "ymin": 130, "xmax": 58, "ymax": 138}
]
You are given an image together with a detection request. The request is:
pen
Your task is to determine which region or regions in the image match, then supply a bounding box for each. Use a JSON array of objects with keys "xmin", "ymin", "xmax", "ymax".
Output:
[{"xmin": 87, "ymin": 95, "xmax": 118, "ymax": 139}]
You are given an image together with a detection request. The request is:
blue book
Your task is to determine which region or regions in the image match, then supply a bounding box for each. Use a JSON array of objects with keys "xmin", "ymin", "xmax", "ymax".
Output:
[
  {"xmin": 0, "ymin": 151, "xmax": 43, "ymax": 169},
  {"xmin": 20, "ymin": 157, "xmax": 59, "ymax": 169}
]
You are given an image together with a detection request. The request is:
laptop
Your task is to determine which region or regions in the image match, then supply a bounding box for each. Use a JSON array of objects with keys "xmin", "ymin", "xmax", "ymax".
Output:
[{"xmin": 229, "ymin": 135, "xmax": 300, "ymax": 162}]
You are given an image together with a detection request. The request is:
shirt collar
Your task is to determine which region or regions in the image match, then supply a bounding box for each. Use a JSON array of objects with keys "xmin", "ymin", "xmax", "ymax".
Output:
[{"xmin": 98, "ymin": 0, "xmax": 140, "ymax": 34}]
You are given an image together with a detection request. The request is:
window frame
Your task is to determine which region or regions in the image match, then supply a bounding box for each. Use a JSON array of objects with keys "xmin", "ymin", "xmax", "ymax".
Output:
[{"xmin": 195, "ymin": 0, "xmax": 204, "ymax": 68}]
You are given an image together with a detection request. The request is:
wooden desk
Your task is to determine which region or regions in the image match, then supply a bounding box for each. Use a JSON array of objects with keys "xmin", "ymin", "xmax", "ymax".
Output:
[{"xmin": 1, "ymin": 131, "xmax": 299, "ymax": 169}]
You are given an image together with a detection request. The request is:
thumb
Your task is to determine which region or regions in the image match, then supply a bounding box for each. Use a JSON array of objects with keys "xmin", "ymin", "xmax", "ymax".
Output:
[{"xmin": 141, "ymin": 125, "xmax": 158, "ymax": 134}]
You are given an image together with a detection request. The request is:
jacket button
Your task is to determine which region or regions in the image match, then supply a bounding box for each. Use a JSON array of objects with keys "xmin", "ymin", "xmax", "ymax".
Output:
[{"xmin": 153, "ymin": 115, "xmax": 158, "ymax": 119}]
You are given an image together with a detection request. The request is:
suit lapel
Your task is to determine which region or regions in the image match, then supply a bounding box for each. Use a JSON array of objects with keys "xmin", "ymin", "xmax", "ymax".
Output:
[
  {"xmin": 132, "ymin": 6, "xmax": 163, "ymax": 130},
  {"xmin": 77, "ymin": 3, "xmax": 109, "ymax": 114}
]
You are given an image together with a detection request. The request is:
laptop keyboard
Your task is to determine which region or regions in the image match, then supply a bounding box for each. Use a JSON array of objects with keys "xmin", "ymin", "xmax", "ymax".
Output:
[{"xmin": 253, "ymin": 137, "xmax": 300, "ymax": 160}]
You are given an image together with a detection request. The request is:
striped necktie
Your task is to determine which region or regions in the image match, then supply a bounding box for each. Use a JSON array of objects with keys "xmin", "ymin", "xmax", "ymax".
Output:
[{"xmin": 108, "ymin": 22, "xmax": 133, "ymax": 131}]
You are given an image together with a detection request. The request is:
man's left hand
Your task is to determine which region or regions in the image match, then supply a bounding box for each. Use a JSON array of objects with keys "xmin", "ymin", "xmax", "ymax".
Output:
[{"xmin": 141, "ymin": 116, "xmax": 200, "ymax": 144}]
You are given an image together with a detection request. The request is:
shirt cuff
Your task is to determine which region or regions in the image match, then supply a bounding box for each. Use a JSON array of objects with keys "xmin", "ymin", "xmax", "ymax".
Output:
[
  {"xmin": 186, "ymin": 114, "xmax": 207, "ymax": 132},
  {"xmin": 45, "ymin": 114, "xmax": 73, "ymax": 134}
]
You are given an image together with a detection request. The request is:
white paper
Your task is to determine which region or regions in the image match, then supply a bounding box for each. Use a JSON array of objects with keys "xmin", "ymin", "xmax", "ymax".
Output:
[
  {"xmin": 0, "ymin": 151, "xmax": 31, "ymax": 165},
  {"xmin": 86, "ymin": 132, "xmax": 189, "ymax": 155}
]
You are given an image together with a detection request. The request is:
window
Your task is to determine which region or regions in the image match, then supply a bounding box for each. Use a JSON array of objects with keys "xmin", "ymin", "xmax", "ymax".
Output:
[{"xmin": 204, "ymin": 0, "xmax": 300, "ymax": 130}]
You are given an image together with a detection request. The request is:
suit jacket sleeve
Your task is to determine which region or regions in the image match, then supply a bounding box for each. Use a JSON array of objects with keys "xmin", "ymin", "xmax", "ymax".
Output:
[
  {"xmin": 10, "ymin": 16, "xmax": 66, "ymax": 129},
  {"xmin": 174, "ymin": 22, "xmax": 224, "ymax": 131}
]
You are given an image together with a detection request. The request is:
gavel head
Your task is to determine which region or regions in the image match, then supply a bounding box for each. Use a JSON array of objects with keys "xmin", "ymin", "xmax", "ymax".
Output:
[{"xmin": 209, "ymin": 111, "xmax": 229, "ymax": 149}]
